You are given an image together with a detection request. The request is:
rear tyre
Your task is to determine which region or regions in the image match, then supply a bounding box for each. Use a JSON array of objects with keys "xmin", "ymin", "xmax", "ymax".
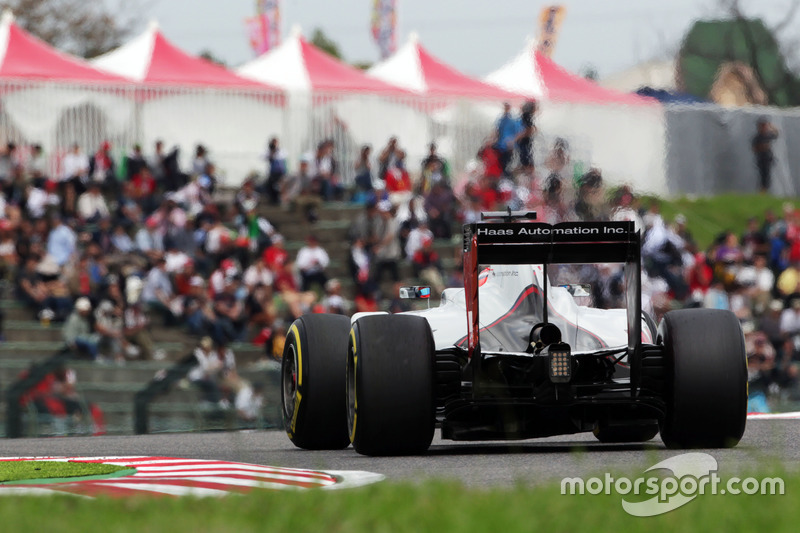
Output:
[
  {"xmin": 348, "ymin": 315, "xmax": 435, "ymax": 456},
  {"xmin": 281, "ymin": 314, "xmax": 351, "ymax": 450},
  {"xmin": 658, "ymin": 309, "xmax": 747, "ymax": 448}
]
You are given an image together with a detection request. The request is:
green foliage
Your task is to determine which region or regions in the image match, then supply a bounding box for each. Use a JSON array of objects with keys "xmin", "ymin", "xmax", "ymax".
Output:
[
  {"xmin": 0, "ymin": 471, "xmax": 796, "ymax": 532},
  {"xmin": 641, "ymin": 193, "xmax": 799, "ymax": 250},
  {"xmin": 311, "ymin": 27, "xmax": 343, "ymax": 60},
  {"xmin": 0, "ymin": 0, "xmax": 145, "ymax": 58},
  {"xmin": 679, "ymin": 18, "xmax": 800, "ymax": 106}
]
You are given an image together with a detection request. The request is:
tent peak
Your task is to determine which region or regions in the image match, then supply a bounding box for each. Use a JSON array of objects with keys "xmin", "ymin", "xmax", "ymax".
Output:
[
  {"xmin": 408, "ymin": 31, "xmax": 420, "ymax": 45},
  {"xmin": 1, "ymin": 8, "xmax": 14, "ymax": 26},
  {"xmin": 147, "ymin": 19, "xmax": 160, "ymax": 33},
  {"xmin": 289, "ymin": 24, "xmax": 302, "ymax": 40}
]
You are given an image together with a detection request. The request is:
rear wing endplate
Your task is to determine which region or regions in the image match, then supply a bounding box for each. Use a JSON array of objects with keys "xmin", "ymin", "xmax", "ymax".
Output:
[{"xmin": 462, "ymin": 221, "xmax": 642, "ymax": 387}]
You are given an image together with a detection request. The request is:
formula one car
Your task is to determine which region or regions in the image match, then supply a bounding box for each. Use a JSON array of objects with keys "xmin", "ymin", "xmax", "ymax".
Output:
[{"xmin": 281, "ymin": 212, "xmax": 747, "ymax": 455}]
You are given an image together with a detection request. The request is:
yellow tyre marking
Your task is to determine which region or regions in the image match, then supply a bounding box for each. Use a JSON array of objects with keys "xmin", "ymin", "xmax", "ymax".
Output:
[
  {"xmin": 350, "ymin": 328, "xmax": 358, "ymax": 442},
  {"xmin": 290, "ymin": 391, "xmax": 302, "ymax": 434},
  {"xmin": 290, "ymin": 323, "xmax": 302, "ymax": 386}
]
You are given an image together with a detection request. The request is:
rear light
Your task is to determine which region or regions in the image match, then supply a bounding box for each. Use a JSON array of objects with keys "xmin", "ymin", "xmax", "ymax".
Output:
[{"xmin": 548, "ymin": 343, "xmax": 572, "ymax": 383}]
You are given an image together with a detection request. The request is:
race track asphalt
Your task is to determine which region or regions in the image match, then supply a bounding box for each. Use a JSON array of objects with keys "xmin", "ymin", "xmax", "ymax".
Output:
[{"xmin": 0, "ymin": 420, "xmax": 795, "ymax": 487}]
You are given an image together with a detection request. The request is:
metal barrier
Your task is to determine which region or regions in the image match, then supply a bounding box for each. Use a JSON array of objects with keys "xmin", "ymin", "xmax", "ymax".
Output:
[
  {"xmin": 4, "ymin": 346, "xmax": 74, "ymax": 438},
  {"xmin": 133, "ymin": 352, "xmax": 197, "ymax": 435}
]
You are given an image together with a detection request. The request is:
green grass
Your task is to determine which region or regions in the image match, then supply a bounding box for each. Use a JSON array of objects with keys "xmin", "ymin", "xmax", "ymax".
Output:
[
  {"xmin": 0, "ymin": 461, "xmax": 130, "ymax": 484},
  {"xmin": 0, "ymin": 471, "xmax": 795, "ymax": 532},
  {"xmin": 642, "ymin": 193, "xmax": 800, "ymax": 250}
]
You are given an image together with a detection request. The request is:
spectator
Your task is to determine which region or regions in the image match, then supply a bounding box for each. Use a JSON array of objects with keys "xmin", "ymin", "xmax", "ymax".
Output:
[
  {"xmin": 88, "ymin": 141, "xmax": 116, "ymax": 193},
  {"xmin": 192, "ymin": 145, "xmax": 209, "ymax": 176},
  {"xmin": 372, "ymin": 201, "xmax": 401, "ymax": 284},
  {"xmin": 141, "ymin": 256, "xmax": 178, "ymax": 326},
  {"xmin": 59, "ymin": 143, "xmax": 89, "ymax": 216},
  {"xmin": 420, "ymin": 142, "xmax": 448, "ymax": 192},
  {"xmin": 243, "ymin": 256, "xmax": 274, "ymax": 291},
  {"xmin": 124, "ymin": 144, "xmax": 147, "ymax": 181},
  {"xmin": 321, "ymin": 278, "xmax": 349, "ymax": 314},
  {"xmin": 377, "ymin": 137, "xmax": 399, "ymax": 181},
  {"xmin": 212, "ymin": 275, "xmax": 247, "ymax": 344},
  {"xmin": 353, "ymin": 144, "xmax": 374, "ymax": 203},
  {"xmin": 752, "ymin": 117, "xmax": 779, "ymax": 192},
  {"xmin": 424, "ymin": 181, "xmax": 455, "ymax": 239},
  {"xmin": 282, "ymin": 156, "xmax": 321, "ymax": 222},
  {"xmin": 77, "ymin": 182, "xmax": 110, "ymax": 222},
  {"xmin": 263, "ymin": 137, "xmax": 287, "ymax": 205},
  {"xmin": 122, "ymin": 276, "xmax": 157, "ymax": 360},
  {"xmin": 544, "ymin": 138, "xmax": 570, "ymax": 189},
  {"xmin": 149, "ymin": 139, "xmax": 167, "ymax": 186},
  {"xmin": 263, "ymin": 234, "xmax": 289, "ymax": 273},
  {"xmin": 46, "ymin": 215, "xmax": 77, "ymax": 267},
  {"xmin": 412, "ymin": 235, "xmax": 445, "ymax": 295},
  {"xmin": 494, "ymin": 102, "xmax": 519, "ymax": 176},
  {"xmin": 384, "ymin": 150, "xmax": 412, "ymax": 205},
  {"xmin": 63, "ymin": 297, "xmax": 99, "ymax": 361},
  {"xmin": 477, "ymin": 139, "xmax": 503, "ymax": 181},
  {"xmin": 405, "ymin": 221, "xmax": 434, "ymax": 260},
  {"xmin": 295, "ymin": 234, "xmax": 330, "ymax": 292},
  {"xmin": 188, "ymin": 337, "xmax": 235, "ymax": 406},
  {"xmin": 348, "ymin": 200, "xmax": 382, "ymax": 253},
  {"xmin": 94, "ymin": 282, "xmax": 125, "ymax": 362},
  {"xmin": 514, "ymin": 100, "xmax": 537, "ymax": 174}
]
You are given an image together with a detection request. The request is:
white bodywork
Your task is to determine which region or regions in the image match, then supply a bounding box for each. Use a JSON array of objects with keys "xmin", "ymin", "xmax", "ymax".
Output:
[{"xmin": 353, "ymin": 265, "xmax": 653, "ymax": 353}]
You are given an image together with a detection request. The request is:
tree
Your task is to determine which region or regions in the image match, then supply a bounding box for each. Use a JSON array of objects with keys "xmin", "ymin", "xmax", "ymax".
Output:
[
  {"xmin": 311, "ymin": 28, "xmax": 342, "ymax": 60},
  {"xmin": 0, "ymin": 0, "xmax": 148, "ymax": 58},
  {"xmin": 714, "ymin": 0, "xmax": 800, "ymax": 72},
  {"xmin": 199, "ymin": 49, "xmax": 227, "ymax": 67}
]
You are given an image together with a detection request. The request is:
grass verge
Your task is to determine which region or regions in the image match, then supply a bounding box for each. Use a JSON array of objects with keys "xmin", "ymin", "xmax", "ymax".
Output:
[
  {"xmin": 643, "ymin": 193, "xmax": 799, "ymax": 250},
  {"xmin": 0, "ymin": 469, "xmax": 795, "ymax": 533},
  {"xmin": 0, "ymin": 461, "xmax": 130, "ymax": 484}
]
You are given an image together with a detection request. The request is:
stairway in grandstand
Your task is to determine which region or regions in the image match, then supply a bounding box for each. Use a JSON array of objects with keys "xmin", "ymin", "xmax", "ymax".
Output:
[
  {"xmin": 258, "ymin": 201, "xmax": 463, "ymax": 295},
  {"xmin": 0, "ymin": 200, "xmax": 460, "ymax": 437}
]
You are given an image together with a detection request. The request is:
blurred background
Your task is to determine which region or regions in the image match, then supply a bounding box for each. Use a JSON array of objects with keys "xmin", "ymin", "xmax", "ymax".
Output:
[{"xmin": 0, "ymin": 0, "xmax": 797, "ymax": 437}]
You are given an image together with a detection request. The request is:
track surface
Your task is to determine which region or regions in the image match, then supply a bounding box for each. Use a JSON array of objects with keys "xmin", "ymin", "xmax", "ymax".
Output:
[{"xmin": 0, "ymin": 420, "xmax": 796, "ymax": 487}]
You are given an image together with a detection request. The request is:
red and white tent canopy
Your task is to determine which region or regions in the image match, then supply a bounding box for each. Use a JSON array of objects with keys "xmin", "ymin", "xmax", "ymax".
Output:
[
  {"xmin": 237, "ymin": 28, "xmax": 406, "ymax": 94},
  {"xmin": 92, "ymin": 21, "xmax": 271, "ymax": 89},
  {"xmin": 486, "ymin": 39, "xmax": 654, "ymax": 106},
  {"xmin": 0, "ymin": 10, "xmax": 124, "ymax": 83},
  {"xmin": 367, "ymin": 34, "xmax": 521, "ymax": 100}
]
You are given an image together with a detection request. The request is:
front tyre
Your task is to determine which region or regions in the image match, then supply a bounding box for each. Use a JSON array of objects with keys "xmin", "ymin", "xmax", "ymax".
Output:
[
  {"xmin": 658, "ymin": 309, "xmax": 747, "ymax": 448},
  {"xmin": 348, "ymin": 315, "xmax": 435, "ymax": 456},
  {"xmin": 282, "ymin": 314, "xmax": 351, "ymax": 450}
]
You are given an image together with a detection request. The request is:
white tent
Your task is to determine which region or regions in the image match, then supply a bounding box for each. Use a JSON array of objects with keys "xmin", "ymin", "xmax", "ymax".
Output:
[
  {"xmin": 92, "ymin": 21, "xmax": 284, "ymax": 186},
  {"xmin": 485, "ymin": 39, "xmax": 668, "ymax": 195},
  {"xmin": 238, "ymin": 28, "xmax": 431, "ymax": 180}
]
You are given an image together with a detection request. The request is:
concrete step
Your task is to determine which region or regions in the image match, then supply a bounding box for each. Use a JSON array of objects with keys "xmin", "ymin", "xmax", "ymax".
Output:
[{"xmin": 278, "ymin": 220, "xmax": 351, "ymax": 243}]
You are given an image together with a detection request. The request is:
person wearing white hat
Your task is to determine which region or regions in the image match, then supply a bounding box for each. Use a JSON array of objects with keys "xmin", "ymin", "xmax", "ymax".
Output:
[{"xmin": 62, "ymin": 297, "xmax": 99, "ymax": 361}]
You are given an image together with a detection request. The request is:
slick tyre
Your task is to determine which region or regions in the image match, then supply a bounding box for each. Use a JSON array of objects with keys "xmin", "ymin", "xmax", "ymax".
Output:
[
  {"xmin": 348, "ymin": 315, "xmax": 435, "ymax": 456},
  {"xmin": 282, "ymin": 314, "xmax": 351, "ymax": 450},
  {"xmin": 658, "ymin": 309, "xmax": 747, "ymax": 449}
]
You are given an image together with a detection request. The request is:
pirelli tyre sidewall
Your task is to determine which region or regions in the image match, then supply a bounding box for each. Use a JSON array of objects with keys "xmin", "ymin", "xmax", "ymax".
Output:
[
  {"xmin": 658, "ymin": 308, "xmax": 748, "ymax": 449},
  {"xmin": 282, "ymin": 313, "xmax": 351, "ymax": 450},
  {"xmin": 348, "ymin": 314, "xmax": 436, "ymax": 456}
]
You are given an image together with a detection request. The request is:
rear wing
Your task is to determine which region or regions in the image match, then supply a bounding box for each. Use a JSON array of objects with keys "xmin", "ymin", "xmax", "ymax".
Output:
[
  {"xmin": 463, "ymin": 220, "xmax": 639, "ymax": 265},
  {"xmin": 462, "ymin": 220, "xmax": 642, "ymax": 371}
]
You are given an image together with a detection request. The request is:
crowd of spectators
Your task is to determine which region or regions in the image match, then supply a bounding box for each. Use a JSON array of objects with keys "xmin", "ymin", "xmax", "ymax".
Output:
[{"xmin": 1, "ymin": 99, "xmax": 797, "ymax": 416}]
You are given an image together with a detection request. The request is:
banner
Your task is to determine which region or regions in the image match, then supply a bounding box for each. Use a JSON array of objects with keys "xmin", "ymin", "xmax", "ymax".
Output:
[
  {"xmin": 537, "ymin": 5, "xmax": 566, "ymax": 57},
  {"xmin": 246, "ymin": 0, "xmax": 281, "ymax": 55},
  {"xmin": 371, "ymin": 0, "xmax": 397, "ymax": 59}
]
